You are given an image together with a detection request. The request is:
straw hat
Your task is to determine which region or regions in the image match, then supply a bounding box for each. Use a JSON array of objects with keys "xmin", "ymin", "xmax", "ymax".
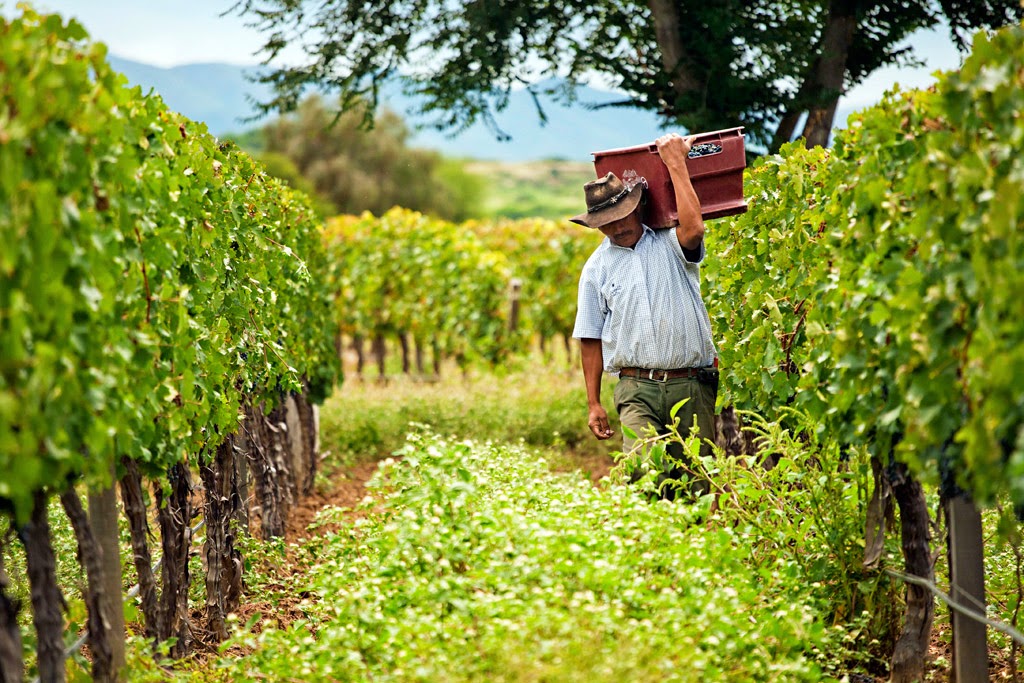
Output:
[{"xmin": 569, "ymin": 172, "xmax": 643, "ymax": 228}]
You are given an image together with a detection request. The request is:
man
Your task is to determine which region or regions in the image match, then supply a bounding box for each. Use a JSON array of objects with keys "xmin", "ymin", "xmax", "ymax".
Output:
[{"xmin": 571, "ymin": 133, "xmax": 718, "ymax": 498}]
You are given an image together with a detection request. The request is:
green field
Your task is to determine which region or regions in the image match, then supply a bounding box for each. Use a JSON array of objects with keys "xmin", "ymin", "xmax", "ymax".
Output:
[{"xmin": 467, "ymin": 159, "xmax": 597, "ymax": 221}]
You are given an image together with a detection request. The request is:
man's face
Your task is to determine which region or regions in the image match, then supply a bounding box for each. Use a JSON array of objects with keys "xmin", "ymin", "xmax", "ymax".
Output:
[{"xmin": 597, "ymin": 211, "xmax": 643, "ymax": 248}]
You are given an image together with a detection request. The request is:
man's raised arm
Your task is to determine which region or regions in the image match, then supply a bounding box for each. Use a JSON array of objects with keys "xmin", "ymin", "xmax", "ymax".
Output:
[{"xmin": 656, "ymin": 133, "xmax": 705, "ymax": 252}]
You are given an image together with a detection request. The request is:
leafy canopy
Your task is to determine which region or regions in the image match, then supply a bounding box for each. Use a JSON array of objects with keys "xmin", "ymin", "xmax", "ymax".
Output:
[{"xmin": 233, "ymin": 0, "xmax": 1022, "ymax": 150}]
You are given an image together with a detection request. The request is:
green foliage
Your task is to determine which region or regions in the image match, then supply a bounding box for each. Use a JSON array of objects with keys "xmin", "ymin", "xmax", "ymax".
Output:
[
  {"xmin": 433, "ymin": 159, "xmax": 485, "ymax": 222},
  {"xmin": 219, "ymin": 431, "xmax": 844, "ymax": 682},
  {"xmin": 324, "ymin": 208, "xmax": 515, "ymax": 366},
  {"xmin": 0, "ymin": 8, "xmax": 339, "ymax": 521},
  {"xmin": 616, "ymin": 410, "xmax": 903, "ymax": 670},
  {"xmin": 253, "ymin": 150, "xmax": 338, "ymax": 219},
  {"xmin": 704, "ymin": 21, "xmax": 1024, "ymax": 505},
  {"xmin": 468, "ymin": 217, "xmax": 593, "ymax": 344},
  {"xmin": 323, "ymin": 208, "xmax": 593, "ymax": 368},
  {"xmin": 260, "ymin": 96, "xmax": 483, "ymax": 221}
]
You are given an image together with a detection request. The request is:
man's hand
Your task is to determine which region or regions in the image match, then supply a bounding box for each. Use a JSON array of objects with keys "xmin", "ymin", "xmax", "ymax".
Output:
[
  {"xmin": 655, "ymin": 133, "xmax": 695, "ymax": 172},
  {"xmin": 588, "ymin": 403, "xmax": 614, "ymax": 440}
]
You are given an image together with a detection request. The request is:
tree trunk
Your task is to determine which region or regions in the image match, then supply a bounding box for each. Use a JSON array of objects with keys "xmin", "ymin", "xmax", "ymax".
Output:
[
  {"xmin": 399, "ymin": 332, "xmax": 411, "ymax": 374},
  {"xmin": 233, "ymin": 428, "xmax": 251, "ymax": 534},
  {"xmin": 352, "ymin": 334, "xmax": 365, "ymax": 378},
  {"xmin": 714, "ymin": 405, "xmax": 754, "ymax": 456},
  {"xmin": 154, "ymin": 463, "xmax": 193, "ymax": 658},
  {"xmin": 118, "ymin": 457, "xmax": 158, "ymax": 639},
  {"xmin": 0, "ymin": 543, "xmax": 23, "ymax": 683},
  {"xmin": 771, "ymin": 109, "xmax": 804, "ymax": 152},
  {"xmin": 200, "ymin": 437, "xmax": 244, "ymax": 641},
  {"xmin": 284, "ymin": 395, "xmax": 307, "ymax": 501},
  {"xmin": 59, "ymin": 491, "xmax": 115, "ymax": 683},
  {"xmin": 245, "ymin": 403, "xmax": 287, "ymax": 539},
  {"xmin": 88, "ymin": 477, "xmax": 126, "ymax": 678},
  {"xmin": 770, "ymin": 53, "xmax": 823, "ymax": 153},
  {"xmin": 414, "ymin": 336, "xmax": 426, "ymax": 377},
  {"xmin": 889, "ymin": 463, "xmax": 934, "ymax": 683},
  {"xmin": 372, "ymin": 333, "xmax": 387, "ymax": 382},
  {"xmin": 20, "ymin": 491, "xmax": 66, "ymax": 683},
  {"xmin": 800, "ymin": 0, "xmax": 859, "ymax": 148},
  {"xmin": 294, "ymin": 385, "xmax": 319, "ymax": 496},
  {"xmin": 647, "ymin": 0, "xmax": 700, "ymax": 97},
  {"xmin": 266, "ymin": 400, "xmax": 297, "ymax": 515},
  {"xmin": 432, "ymin": 340, "xmax": 442, "ymax": 378}
]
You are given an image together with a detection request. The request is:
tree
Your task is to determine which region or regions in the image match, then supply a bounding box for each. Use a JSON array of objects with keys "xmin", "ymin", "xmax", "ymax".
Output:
[
  {"xmin": 259, "ymin": 95, "xmax": 483, "ymax": 219},
  {"xmin": 233, "ymin": 0, "xmax": 1023, "ymax": 151},
  {"xmin": 255, "ymin": 150, "xmax": 339, "ymax": 219},
  {"xmin": 772, "ymin": 0, "xmax": 1024, "ymax": 149}
]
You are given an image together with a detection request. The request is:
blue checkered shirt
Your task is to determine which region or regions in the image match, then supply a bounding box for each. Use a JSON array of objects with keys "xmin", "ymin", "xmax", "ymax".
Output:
[{"xmin": 572, "ymin": 225, "xmax": 717, "ymax": 374}]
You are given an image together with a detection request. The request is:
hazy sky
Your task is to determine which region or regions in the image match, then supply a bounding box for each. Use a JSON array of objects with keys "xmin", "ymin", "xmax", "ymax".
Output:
[{"xmin": 17, "ymin": 0, "xmax": 968, "ymax": 115}]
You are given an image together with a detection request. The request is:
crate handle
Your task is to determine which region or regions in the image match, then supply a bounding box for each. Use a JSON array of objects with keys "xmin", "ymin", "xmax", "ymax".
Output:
[
  {"xmin": 646, "ymin": 139, "xmax": 724, "ymax": 158},
  {"xmin": 687, "ymin": 142, "xmax": 723, "ymax": 158}
]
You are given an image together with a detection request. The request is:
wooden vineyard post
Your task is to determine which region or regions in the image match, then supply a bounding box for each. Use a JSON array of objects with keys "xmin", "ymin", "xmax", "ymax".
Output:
[
  {"xmin": 948, "ymin": 495, "xmax": 988, "ymax": 682},
  {"xmin": 509, "ymin": 278, "xmax": 522, "ymax": 334}
]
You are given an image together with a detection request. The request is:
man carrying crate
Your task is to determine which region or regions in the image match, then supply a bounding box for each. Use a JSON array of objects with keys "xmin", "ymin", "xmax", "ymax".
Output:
[{"xmin": 571, "ymin": 133, "xmax": 718, "ymax": 500}]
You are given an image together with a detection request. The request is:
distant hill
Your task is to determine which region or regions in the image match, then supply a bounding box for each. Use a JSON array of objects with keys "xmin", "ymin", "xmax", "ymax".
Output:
[
  {"xmin": 108, "ymin": 57, "xmax": 272, "ymax": 139},
  {"xmin": 107, "ymin": 56, "xmax": 679, "ymax": 163}
]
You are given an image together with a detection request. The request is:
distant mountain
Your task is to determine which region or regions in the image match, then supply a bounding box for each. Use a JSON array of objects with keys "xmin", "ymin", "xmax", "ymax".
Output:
[
  {"xmin": 109, "ymin": 57, "xmax": 273, "ymax": 138},
  {"xmin": 107, "ymin": 56, "xmax": 676, "ymax": 162}
]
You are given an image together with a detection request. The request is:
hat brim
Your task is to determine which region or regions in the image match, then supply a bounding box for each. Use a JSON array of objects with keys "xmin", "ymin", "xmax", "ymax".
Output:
[{"xmin": 569, "ymin": 183, "xmax": 643, "ymax": 228}]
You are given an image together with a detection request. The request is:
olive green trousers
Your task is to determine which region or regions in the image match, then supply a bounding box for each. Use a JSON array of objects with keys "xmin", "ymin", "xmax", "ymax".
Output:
[{"xmin": 614, "ymin": 374, "xmax": 717, "ymax": 499}]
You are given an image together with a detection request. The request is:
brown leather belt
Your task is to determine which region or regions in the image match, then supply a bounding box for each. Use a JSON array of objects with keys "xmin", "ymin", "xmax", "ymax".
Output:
[{"xmin": 618, "ymin": 367, "xmax": 702, "ymax": 381}]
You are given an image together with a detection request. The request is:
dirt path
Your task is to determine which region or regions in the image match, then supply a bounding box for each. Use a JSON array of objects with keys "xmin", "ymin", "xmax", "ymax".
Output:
[
  {"xmin": 213, "ymin": 458, "xmax": 382, "ymax": 645},
  {"xmin": 285, "ymin": 459, "xmax": 381, "ymax": 542}
]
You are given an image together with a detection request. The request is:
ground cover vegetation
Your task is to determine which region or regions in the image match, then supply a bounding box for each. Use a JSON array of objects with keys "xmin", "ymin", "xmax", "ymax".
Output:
[
  {"xmin": 6, "ymin": 5, "xmax": 1024, "ymax": 682},
  {"xmin": 106, "ymin": 376, "xmax": 1024, "ymax": 681},
  {"xmin": 207, "ymin": 430, "xmax": 863, "ymax": 682}
]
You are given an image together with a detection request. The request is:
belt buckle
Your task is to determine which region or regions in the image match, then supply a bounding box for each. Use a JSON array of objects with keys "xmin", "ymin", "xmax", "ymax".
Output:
[{"xmin": 647, "ymin": 369, "xmax": 668, "ymax": 382}]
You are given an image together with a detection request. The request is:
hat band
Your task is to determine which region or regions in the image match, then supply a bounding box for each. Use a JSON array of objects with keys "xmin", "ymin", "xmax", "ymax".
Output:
[{"xmin": 587, "ymin": 186, "xmax": 631, "ymax": 213}]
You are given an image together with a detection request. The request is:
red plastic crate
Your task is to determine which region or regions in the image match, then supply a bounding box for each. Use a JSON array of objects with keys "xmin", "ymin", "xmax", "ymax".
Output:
[{"xmin": 591, "ymin": 127, "xmax": 748, "ymax": 226}]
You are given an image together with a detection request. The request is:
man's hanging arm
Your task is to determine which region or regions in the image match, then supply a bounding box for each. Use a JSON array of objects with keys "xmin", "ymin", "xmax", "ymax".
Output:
[{"xmin": 580, "ymin": 338, "xmax": 613, "ymax": 440}]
